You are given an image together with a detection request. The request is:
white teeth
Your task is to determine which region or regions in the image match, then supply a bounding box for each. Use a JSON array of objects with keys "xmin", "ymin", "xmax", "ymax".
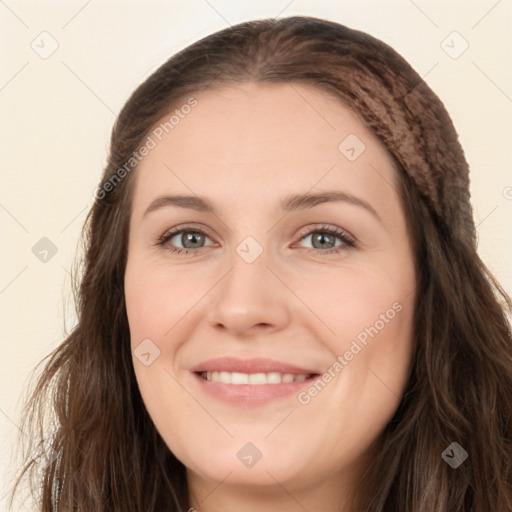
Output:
[
  {"xmin": 219, "ymin": 371, "xmax": 231, "ymax": 384},
  {"xmin": 248, "ymin": 373, "xmax": 267, "ymax": 384},
  {"xmin": 201, "ymin": 371, "xmax": 312, "ymax": 384},
  {"xmin": 267, "ymin": 372, "xmax": 282, "ymax": 384},
  {"xmin": 231, "ymin": 372, "xmax": 249, "ymax": 384}
]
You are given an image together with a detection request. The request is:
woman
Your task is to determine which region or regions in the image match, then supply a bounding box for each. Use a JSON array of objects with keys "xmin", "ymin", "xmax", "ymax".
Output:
[{"xmin": 10, "ymin": 15, "xmax": 512, "ymax": 512}]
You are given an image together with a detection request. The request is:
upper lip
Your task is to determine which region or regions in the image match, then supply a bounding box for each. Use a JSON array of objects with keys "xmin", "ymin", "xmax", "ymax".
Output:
[{"xmin": 190, "ymin": 357, "xmax": 319, "ymax": 375}]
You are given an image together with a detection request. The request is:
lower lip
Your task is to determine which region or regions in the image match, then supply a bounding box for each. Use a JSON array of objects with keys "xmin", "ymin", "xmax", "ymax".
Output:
[{"xmin": 192, "ymin": 372, "xmax": 317, "ymax": 406}]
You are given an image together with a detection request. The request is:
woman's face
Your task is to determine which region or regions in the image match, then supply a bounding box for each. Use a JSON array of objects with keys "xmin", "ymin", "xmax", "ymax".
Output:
[{"xmin": 124, "ymin": 82, "xmax": 416, "ymax": 507}]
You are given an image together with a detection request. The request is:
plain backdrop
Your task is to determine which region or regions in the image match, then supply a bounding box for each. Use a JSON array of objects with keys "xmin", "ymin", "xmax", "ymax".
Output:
[{"xmin": 1, "ymin": 0, "xmax": 511, "ymax": 509}]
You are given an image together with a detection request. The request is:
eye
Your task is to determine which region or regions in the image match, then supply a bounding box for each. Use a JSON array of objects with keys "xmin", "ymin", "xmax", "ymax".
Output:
[
  {"xmin": 156, "ymin": 223, "xmax": 356, "ymax": 256},
  {"xmin": 156, "ymin": 225, "xmax": 216, "ymax": 255},
  {"xmin": 294, "ymin": 224, "xmax": 356, "ymax": 254}
]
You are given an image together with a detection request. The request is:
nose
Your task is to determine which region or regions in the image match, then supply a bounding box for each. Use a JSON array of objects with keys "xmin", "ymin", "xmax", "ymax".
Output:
[{"xmin": 205, "ymin": 246, "xmax": 292, "ymax": 338}]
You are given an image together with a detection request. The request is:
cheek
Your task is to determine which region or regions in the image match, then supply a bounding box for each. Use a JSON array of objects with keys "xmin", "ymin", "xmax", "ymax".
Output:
[
  {"xmin": 124, "ymin": 261, "xmax": 198, "ymax": 348},
  {"xmin": 124, "ymin": 261, "xmax": 193, "ymax": 448},
  {"xmin": 289, "ymin": 259, "xmax": 413, "ymax": 349},
  {"xmin": 296, "ymin": 261, "xmax": 416, "ymax": 410},
  {"xmin": 324, "ymin": 271, "xmax": 415, "ymax": 426}
]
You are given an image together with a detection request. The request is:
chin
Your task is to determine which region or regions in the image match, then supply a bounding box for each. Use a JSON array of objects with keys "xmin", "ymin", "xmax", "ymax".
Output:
[{"xmin": 174, "ymin": 437, "xmax": 307, "ymax": 487}]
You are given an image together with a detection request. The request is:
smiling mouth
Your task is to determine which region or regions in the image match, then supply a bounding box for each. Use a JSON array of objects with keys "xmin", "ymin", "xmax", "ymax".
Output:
[{"xmin": 197, "ymin": 371, "xmax": 319, "ymax": 385}]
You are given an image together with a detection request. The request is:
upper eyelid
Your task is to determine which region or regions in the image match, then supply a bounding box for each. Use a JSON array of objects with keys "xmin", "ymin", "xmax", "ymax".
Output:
[{"xmin": 162, "ymin": 223, "xmax": 216, "ymax": 241}]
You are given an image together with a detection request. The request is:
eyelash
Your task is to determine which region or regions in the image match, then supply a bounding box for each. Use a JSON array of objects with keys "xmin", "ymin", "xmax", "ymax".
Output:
[{"xmin": 155, "ymin": 224, "xmax": 356, "ymax": 256}]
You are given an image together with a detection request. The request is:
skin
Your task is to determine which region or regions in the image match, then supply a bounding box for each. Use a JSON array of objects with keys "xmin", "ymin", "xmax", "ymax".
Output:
[{"xmin": 124, "ymin": 82, "xmax": 416, "ymax": 512}]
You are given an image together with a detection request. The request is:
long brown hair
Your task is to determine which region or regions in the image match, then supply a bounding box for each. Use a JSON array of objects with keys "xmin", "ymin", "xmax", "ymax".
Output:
[{"xmin": 10, "ymin": 15, "xmax": 512, "ymax": 511}]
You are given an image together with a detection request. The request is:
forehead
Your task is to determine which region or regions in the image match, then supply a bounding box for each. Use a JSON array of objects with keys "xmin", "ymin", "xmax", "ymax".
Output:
[{"xmin": 131, "ymin": 82, "xmax": 399, "ymax": 216}]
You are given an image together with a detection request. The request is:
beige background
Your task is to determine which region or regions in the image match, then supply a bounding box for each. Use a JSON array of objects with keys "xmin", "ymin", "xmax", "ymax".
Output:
[{"xmin": 1, "ymin": 0, "xmax": 511, "ymax": 509}]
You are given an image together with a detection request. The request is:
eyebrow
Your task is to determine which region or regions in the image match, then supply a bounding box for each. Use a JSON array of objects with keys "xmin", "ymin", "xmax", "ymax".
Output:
[{"xmin": 142, "ymin": 191, "xmax": 382, "ymax": 224}]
